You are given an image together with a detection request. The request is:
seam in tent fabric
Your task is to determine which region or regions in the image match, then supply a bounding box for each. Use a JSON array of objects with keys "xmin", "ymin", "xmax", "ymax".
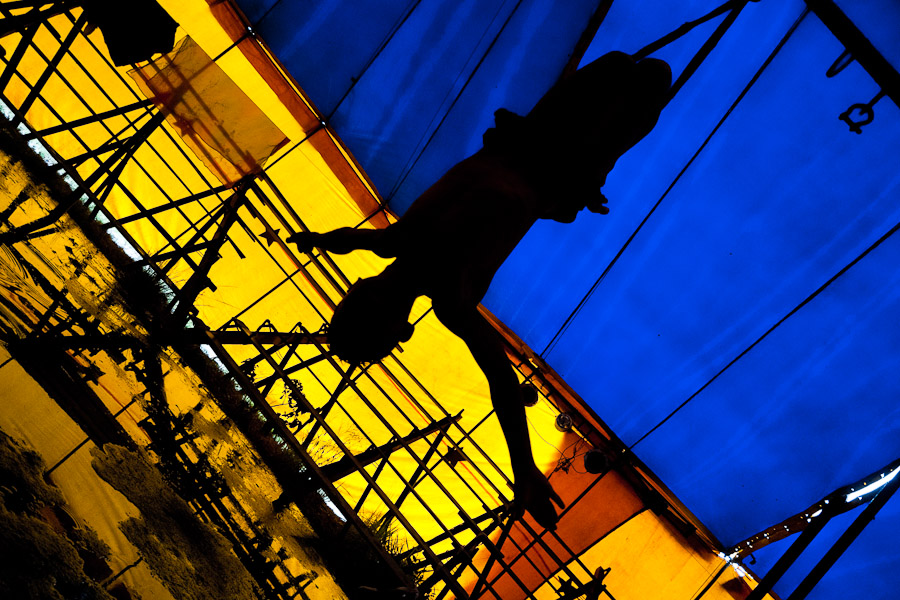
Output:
[
  {"xmin": 630, "ymin": 212, "xmax": 900, "ymax": 450},
  {"xmin": 326, "ymin": 0, "xmax": 425, "ymax": 122},
  {"xmin": 540, "ymin": 7, "xmax": 810, "ymax": 359},
  {"xmin": 386, "ymin": 0, "xmax": 526, "ymax": 201},
  {"xmin": 250, "ymin": 0, "xmax": 287, "ymax": 30},
  {"xmin": 261, "ymin": 122, "xmax": 325, "ymax": 173}
]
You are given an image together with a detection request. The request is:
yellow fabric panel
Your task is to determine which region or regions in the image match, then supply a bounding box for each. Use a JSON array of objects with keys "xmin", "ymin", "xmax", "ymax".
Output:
[
  {"xmin": 260, "ymin": 140, "xmax": 387, "ymax": 234},
  {"xmin": 130, "ymin": 36, "xmax": 288, "ymax": 184},
  {"xmin": 290, "ymin": 301, "xmax": 568, "ymax": 548},
  {"xmin": 460, "ymin": 465, "xmax": 646, "ymax": 599},
  {"xmin": 4, "ymin": 17, "xmax": 146, "ymax": 135},
  {"xmin": 527, "ymin": 509, "xmax": 776, "ymax": 600},
  {"xmin": 157, "ymin": 0, "xmax": 314, "ymax": 140}
]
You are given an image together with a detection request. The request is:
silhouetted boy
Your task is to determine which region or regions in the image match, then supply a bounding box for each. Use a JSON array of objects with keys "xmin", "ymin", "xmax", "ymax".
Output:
[{"xmin": 289, "ymin": 51, "xmax": 671, "ymax": 529}]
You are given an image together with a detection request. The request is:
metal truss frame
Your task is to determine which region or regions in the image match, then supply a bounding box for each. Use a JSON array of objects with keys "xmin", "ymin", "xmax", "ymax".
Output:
[{"xmin": 0, "ymin": 5, "xmax": 632, "ymax": 598}]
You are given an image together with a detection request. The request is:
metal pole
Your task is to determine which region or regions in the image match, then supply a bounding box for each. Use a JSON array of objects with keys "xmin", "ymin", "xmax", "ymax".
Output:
[
  {"xmin": 787, "ymin": 473, "xmax": 900, "ymax": 600},
  {"xmin": 744, "ymin": 508, "xmax": 832, "ymax": 600}
]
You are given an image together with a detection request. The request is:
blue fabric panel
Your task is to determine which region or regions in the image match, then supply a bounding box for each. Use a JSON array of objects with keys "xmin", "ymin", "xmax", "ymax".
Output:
[
  {"xmin": 633, "ymin": 225, "xmax": 900, "ymax": 543},
  {"xmin": 328, "ymin": 0, "xmax": 599, "ymax": 212},
  {"xmin": 324, "ymin": 0, "xmax": 514, "ymax": 199},
  {"xmin": 486, "ymin": 8, "xmax": 900, "ymax": 547},
  {"xmin": 234, "ymin": 0, "xmax": 598, "ymax": 204},
  {"xmin": 235, "ymin": 0, "xmax": 279, "ymax": 24},
  {"xmin": 246, "ymin": 0, "xmax": 416, "ymax": 116}
]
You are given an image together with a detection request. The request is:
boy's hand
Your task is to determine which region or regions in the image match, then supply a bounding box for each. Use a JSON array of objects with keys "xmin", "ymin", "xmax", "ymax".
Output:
[
  {"xmin": 513, "ymin": 465, "xmax": 565, "ymax": 530},
  {"xmin": 286, "ymin": 231, "xmax": 316, "ymax": 253}
]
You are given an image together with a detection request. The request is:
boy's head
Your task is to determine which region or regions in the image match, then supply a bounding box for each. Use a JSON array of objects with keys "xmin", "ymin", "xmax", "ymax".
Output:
[{"xmin": 327, "ymin": 275, "xmax": 415, "ymax": 365}]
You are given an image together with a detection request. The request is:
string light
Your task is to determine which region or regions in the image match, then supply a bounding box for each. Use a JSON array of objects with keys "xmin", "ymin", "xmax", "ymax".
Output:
[{"xmin": 846, "ymin": 468, "xmax": 898, "ymax": 502}]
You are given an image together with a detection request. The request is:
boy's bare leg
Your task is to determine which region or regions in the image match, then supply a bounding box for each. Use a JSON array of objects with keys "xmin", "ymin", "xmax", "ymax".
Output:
[
  {"xmin": 433, "ymin": 298, "xmax": 564, "ymax": 529},
  {"xmin": 287, "ymin": 227, "xmax": 399, "ymax": 258}
]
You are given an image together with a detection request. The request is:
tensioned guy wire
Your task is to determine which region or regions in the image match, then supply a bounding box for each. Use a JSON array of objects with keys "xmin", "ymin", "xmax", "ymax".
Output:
[{"xmin": 630, "ymin": 212, "xmax": 900, "ymax": 450}]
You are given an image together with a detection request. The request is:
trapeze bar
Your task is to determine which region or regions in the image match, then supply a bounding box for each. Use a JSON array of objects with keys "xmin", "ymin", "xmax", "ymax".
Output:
[
  {"xmin": 668, "ymin": 3, "xmax": 745, "ymax": 99},
  {"xmin": 633, "ymin": 0, "xmax": 745, "ymax": 61},
  {"xmin": 806, "ymin": 0, "xmax": 900, "ymax": 108},
  {"xmin": 104, "ymin": 182, "xmax": 233, "ymax": 229}
]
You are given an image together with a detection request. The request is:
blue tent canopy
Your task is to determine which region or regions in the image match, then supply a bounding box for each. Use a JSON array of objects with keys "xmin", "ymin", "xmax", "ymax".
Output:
[{"xmin": 232, "ymin": 1, "xmax": 900, "ymax": 598}]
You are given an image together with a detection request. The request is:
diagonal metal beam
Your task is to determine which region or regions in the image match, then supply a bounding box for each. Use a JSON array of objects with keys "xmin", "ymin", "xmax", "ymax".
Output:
[
  {"xmin": 0, "ymin": 111, "xmax": 166, "ymax": 245},
  {"xmin": 319, "ymin": 413, "xmax": 461, "ymax": 482},
  {"xmin": 0, "ymin": 21, "xmax": 38, "ymax": 92},
  {"xmin": 171, "ymin": 183, "xmax": 251, "ymax": 321},
  {"xmin": 0, "ymin": 0, "xmax": 77, "ymax": 39},
  {"xmin": 786, "ymin": 469, "xmax": 900, "ymax": 600},
  {"xmin": 103, "ymin": 181, "xmax": 232, "ymax": 229},
  {"xmin": 10, "ymin": 10, "xmax": 86, "ymax": 126},
  {"xmin": 24, "ymin": 98, "xmax": 155, "ymax": 140}
]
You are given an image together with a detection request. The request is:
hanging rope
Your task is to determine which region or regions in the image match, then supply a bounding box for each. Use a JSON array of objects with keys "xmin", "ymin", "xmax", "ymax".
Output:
[
  {"xmin": 632, "ymin": 0, "xmax": 748, "ymax": 61},
  {"xmin": 540, "ymin": 7, "xmax": 810, "ymax": 358}
]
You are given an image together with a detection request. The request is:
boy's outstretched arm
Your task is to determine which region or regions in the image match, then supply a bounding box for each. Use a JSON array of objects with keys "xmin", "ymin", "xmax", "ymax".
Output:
[
  {"xmin": 287, "ymin": 227, "xmax": 400, "ymax": 258},
  {"xmin": 433, "ymin": 300, "xmax": 564, "ymax": 530}
]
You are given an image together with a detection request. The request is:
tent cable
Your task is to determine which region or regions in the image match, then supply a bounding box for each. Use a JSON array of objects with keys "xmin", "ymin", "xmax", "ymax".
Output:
[
  {"xmin": 630, "ymin": 214, "xmax": 900, "ymax": 450},
  {"xmin": 386, "ymin": 0, "xmax": 526, "ymax": 202}
]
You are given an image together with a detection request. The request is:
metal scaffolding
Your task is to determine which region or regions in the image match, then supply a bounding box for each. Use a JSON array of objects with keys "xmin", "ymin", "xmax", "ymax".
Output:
[{"xmin": 0, "ymin": 5, "xmax": 643, "ymax": 598}]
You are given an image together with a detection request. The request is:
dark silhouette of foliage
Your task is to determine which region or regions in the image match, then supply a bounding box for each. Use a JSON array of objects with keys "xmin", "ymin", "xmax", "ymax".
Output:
[
  {"xmin": 91, "ymin": 444, "xmax": 263, "ymax": 600},
  {"xmin": 0, "ymin": 429, "xmax": 113, "ymax": 600}
]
